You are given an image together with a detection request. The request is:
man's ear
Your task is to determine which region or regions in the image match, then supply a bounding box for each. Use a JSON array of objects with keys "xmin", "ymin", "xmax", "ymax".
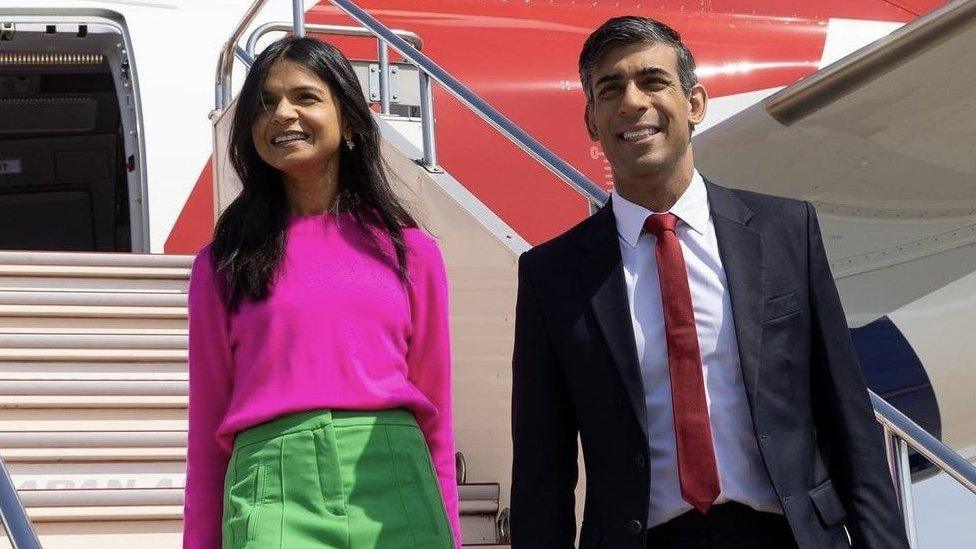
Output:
[
  {"xmin": 584, "ymin": 102, "xmax": 599, "ymax": 142},
  {"xmin": 687, "ymin": 83, "xmax": 708, "ymax": 126}
]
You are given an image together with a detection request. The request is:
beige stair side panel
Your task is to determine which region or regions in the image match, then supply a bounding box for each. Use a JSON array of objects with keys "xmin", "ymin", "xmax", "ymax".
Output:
[{"xmin": 376, "ymin": 115, "xmax": 522, "ymax": 517}]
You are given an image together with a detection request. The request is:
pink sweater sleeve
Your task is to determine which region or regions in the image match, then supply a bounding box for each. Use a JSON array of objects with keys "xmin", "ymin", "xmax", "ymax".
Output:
[
  {"xmin": 405, "ymin": 233, "xmax": 462, "ymax": 548},
  {"xmin": 183, "ymin": 247, "xmax": 234, "ymax": 549}
]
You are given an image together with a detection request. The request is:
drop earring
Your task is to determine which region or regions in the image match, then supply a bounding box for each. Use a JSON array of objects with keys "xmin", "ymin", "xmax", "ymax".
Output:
[{"xmin": 345, "ymin": 136, "xmax": 355, "ymax": 150}]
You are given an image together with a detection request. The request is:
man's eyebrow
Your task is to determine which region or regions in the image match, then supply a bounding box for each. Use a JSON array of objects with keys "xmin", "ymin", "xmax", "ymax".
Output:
[
  {"xmin": 636, "ymin": 66, "xmax": 671, "ymax": 79},
  {"xmin": 593, "ymin": 66, "xmax": 672, "ymax": 89},
  {"xmin": 593, "ymin": 71, "xmax": 622, "ymax": 89}
]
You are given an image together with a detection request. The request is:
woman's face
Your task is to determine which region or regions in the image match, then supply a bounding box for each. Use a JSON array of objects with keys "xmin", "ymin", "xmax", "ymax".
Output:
[{"xmin": 251, "ymin": 59, "xmax": 346, "ymax": 176}]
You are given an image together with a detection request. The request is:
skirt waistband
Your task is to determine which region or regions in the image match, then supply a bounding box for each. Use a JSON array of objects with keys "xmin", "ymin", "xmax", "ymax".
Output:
[{"xmin": 234, "ymin": 408, "xmax": 418, "ymax": 449}]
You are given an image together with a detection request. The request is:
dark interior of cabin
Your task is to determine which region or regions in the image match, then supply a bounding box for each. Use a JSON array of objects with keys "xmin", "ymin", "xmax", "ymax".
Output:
[{"xmin": 0, "ymin": 42, "xmax": 130, "ymax": 252}]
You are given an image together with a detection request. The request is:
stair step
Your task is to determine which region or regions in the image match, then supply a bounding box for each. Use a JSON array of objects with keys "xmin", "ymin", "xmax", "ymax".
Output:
[
  {"xmin": 0, "ymin": 380, "xmax": 187, "ymax": 396},
  {"xmin": 1, "ymin": 447, "xmax": 187, "ymax": 462},
  {"xmin": 0, "ymin": 361, "xmax": 188, "ymax": 379},
  {"xmin": 0, "ymin": 291, "xmax": 187, "ymax": 308},
  {"xmin": 0, "ymin": 334, "xmax": 187, "ymax": 349},
  {"xmin": 8, "ymin": 461, "xmax": 184, "ymax": 488},
  {"xmin": 0, "ymin": 277, "xmax": 188, "ymax": 293},
  {"xmin": 0, "ymin": 327, "xmax": 187, "ymax": 336},
  {"xmin": 26, "ymin": 504, "xmax": 186, "ymax": 522},
  {"xmin": 12, "ymin": 485, "xmax": 498, "ymax": 511},
  {"xmin": 0, "ymin": 411, "xmax": 185, "ymax": 432},
  {"xmin": 0, "ymin": 395, "xmax": 187, "ymax": 408},
  {"xmin": 0, "ymin": 251, "xmax": 194, "ymax": 268},
  {"xmin": 0, "ymin": 431, "xmax": 187, "ymax": 448},
  {"xmin": 22, "ymin": 505, "xmax": 501, "ymax": 547},
  {"xmin": 0, "ymin": 305, "xmax": 187, "ymax": 319},
  {"xmin": 0, "ymin": 348, "xmax": 187, "ymax": 361},
  {"xmin": 0, "ymin": 317, "xmax": 188, "ymax": 331},
  {"xmin": 0, "ymin": 265, "xmax": 190, "ymax": 279},
  {"xmin": 20, "ymin": 488, "xmax": 183, "ymax": 507}
]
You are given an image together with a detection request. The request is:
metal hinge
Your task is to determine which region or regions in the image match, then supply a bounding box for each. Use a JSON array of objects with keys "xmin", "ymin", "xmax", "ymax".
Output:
[{"xmin": 367, "ymin": 62, "xmax": 401, "ymax": 104}]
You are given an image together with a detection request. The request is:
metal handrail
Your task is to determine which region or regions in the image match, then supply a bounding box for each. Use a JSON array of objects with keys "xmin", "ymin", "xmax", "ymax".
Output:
[
  {"xmin": 872, "ymin": 391, "xmax": 976, "ymax": 494},
  {"xmin": 244, "ymin": 22, "xmax": 423, "ymax": 58},
  {"xmin": 216, "ymin": 0, "xmax": 319, "ymax": 110},
  {"xmin": 215, "ymin": 0, "xmax": 269, "ymax": 110},
  {"xmin": 0, "ymin": 457, "xmax": 41, "ymax": 548},
  {"xmin": 242, "ymin": 21, "xmax": 423, "ymax": 115},
  {"xmin": 872, "ymin": 389, "xmax": 976, "ymax": 548},
  {"xmin": 327, "ymin": 0, "xmax": 607, "ymax": 204}
]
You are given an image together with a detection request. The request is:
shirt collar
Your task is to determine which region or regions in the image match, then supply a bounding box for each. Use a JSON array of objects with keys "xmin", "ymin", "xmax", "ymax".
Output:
[{"xmin": 611, "ymin": 169, "xmax": 710, "ymax": 248}]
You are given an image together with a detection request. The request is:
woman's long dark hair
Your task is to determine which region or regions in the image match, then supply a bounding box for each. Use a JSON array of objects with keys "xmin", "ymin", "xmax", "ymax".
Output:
[{"xmin": 210, "ymin": 37, "xmax": 417, "ymax": 311}]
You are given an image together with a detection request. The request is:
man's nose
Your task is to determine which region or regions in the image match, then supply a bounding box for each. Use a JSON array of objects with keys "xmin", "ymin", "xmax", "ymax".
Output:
[{"xmin": 618, "ymin": 81, "xmax": 647, "ymax": 117}]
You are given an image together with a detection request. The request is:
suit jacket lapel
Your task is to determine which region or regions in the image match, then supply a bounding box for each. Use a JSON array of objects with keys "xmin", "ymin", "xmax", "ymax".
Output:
[
  {"xmin": 579, "ymin": 201, "xmax": 649, "ymax": 440},
  {"xmin": 706, "ymin": 181, "xmax": 764, "ymax": 409}
]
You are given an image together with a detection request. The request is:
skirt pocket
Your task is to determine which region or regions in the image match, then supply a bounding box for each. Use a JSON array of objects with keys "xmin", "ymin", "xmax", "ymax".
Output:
[
  {"xmin": 386, "ymin": 425, "xmax": 452, "ymax": 547},
  {"xmin": 222, "ymin": 458, "xmax": 266, "ymax": 548}
]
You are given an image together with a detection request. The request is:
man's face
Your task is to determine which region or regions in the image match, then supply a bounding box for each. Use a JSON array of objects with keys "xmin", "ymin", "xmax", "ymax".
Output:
[{"xmin": 584, "ymin": 41, "xmax": 707, "ymax": 188}]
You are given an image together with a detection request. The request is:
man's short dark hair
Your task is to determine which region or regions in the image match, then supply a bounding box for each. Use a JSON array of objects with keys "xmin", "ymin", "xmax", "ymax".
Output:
[{"xmin": 579, "ymin": 16, "xmax": 698, "ymax": 102}]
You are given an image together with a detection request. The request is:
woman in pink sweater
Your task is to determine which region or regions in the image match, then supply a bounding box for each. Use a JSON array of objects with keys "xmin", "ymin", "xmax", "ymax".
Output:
[{"xmin": 183, "ymin": 37, "xmax": 460, "ymax": 549}]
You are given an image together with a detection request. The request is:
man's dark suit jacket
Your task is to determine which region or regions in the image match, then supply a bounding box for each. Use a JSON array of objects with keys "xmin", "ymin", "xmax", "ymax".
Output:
[{"xmin": 510, "ymin": 180, "xmax": 909, "ymax": 549}]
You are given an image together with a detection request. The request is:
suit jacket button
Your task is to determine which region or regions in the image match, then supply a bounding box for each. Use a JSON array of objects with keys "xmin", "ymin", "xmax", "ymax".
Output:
[
  {"xmin": 635, "ymin": 454, "xmax": 646, "ymax": 468},
  {"xmin": 628, "ymin": 519, "xmax": 643, "ymax": 535}
]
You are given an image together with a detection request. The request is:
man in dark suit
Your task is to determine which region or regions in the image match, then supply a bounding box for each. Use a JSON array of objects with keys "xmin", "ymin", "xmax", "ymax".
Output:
[{"xmin": 510, "ymin": 16, "xmax": 909, "ymax": 549}]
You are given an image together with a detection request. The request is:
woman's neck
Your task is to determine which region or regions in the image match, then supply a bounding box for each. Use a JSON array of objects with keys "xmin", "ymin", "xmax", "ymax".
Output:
[{"xmin": 282, "ymin": 161, "xmax": 340, "ymax": 216}]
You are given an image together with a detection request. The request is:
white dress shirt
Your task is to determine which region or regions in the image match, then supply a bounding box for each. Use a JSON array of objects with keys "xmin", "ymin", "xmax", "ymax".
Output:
[{"xmin": 611, "ymin": 170, "xmax": 781, "ymax": 527}]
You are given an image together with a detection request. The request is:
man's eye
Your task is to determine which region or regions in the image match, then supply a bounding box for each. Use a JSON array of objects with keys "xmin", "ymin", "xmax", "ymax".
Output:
[{"xmin": 598, "ymin": 85, "xmax": 620, "ymax": 97}]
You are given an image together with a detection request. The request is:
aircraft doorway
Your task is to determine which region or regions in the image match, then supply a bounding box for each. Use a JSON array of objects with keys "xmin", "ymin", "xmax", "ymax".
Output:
[{"xmin": 0, "ymin": 13, "xmax": 148, "ymax": 252}]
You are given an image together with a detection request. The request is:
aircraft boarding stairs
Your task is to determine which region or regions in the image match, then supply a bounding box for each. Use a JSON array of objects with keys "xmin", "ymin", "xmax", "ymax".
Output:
[
  {"xmin": 0, "ymin": 250, "xmax": 506, "ymax": 548},
  {"xmin": 2, "ymin": 1, "xmax": 976, "ymax": 547}
]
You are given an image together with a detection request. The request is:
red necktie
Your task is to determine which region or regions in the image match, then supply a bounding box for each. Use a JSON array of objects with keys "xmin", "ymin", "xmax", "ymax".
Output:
[{"xmin": 644, "ymin": 213, "xmax": 720, "ymax": 513}]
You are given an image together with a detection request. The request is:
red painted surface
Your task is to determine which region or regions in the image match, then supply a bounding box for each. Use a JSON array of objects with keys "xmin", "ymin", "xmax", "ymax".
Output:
[
  {"xmin": 164, "ymin": 158, "xmax": 214, "ymax": 254},
  {"xmin": 165, "ymin": 0, "xmax": 945, "ymax": 250}
]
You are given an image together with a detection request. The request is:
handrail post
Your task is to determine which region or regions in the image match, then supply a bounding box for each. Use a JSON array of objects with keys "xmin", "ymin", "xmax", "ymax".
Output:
[
  {"xmin": 378, "ymin": 39, "xmax": 390, "ymax": 114},
  {"xmin": 292, "ymin": 0, "xmax": 305, "ymax": 38},
  {"xmin": 418, "ymin": 71, "xmax": 440, "ymax": 171},
  {"xmin": 885, "ymin": 426, "xmax": 919, "ymax": 549},
  {"xmin": 896, "ymin": 439, "xmax": 920, "ymax": 548},
  {"xmin": 215, "ymin": 0, "xmax": 269, "ymax": 111},
  {"xmin": 884, "ymin": 426, "xmax": 898, "ymax": 486}
]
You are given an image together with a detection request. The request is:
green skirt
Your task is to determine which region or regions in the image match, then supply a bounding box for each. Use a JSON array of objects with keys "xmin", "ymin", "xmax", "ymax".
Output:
[{"xmin": 221, "ymin": 408, "xmax": 453, "ymax": 549}]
